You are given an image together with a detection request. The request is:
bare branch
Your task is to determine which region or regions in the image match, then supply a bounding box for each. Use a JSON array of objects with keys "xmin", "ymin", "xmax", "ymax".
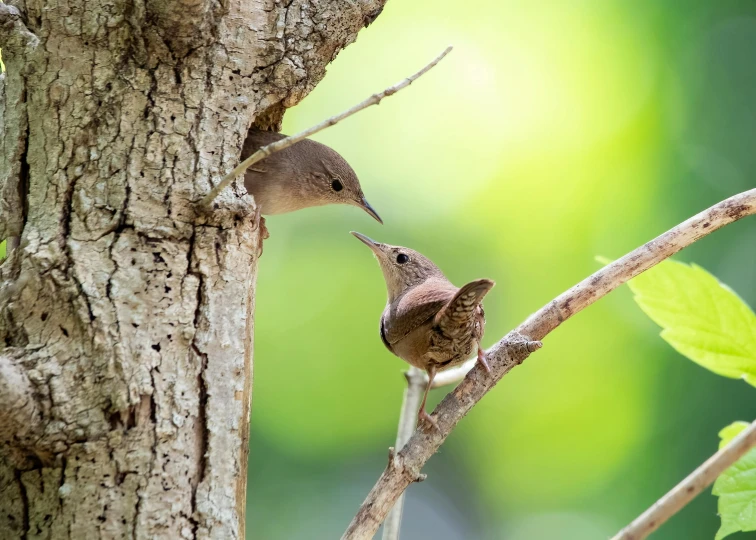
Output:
[
  {"xmin": 612, "ymin": 419, "xmax": 756, "ymax": 540},
  {"xmin": 342, "ymin": 188, "xmax": 756, "ymax": 539},
  {"xmin": 433, "ymin": 188, "xmax": 756, "ymax": 390},
  {"xmin": 381, "ymin": 367, "xmax": 425, "ymax": 540},
  {"xmin": 198, "ymin": 46, "xmax": 453, "ymax": 210}
]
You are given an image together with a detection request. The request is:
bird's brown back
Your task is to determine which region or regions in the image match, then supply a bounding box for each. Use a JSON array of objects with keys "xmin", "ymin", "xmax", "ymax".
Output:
[
  {"xmin": 380, "ymin": 277, "xmax": 492, "ymax": 370},
  {"xmin": 381, "ymin": 277, "xmax": 457, "ymax": 347}
]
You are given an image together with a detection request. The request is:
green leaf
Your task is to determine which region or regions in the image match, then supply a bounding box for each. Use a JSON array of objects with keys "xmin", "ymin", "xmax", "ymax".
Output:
[
  {"xmin": 718, "ymin": 422, "xmax": 750, "ymax": 449},
  {"xmin": 627, "ymin": 259, "xmax": 756, "ymax": 387},
  {"xmin": 713, "ymin": 421, "xmax": 756, "ymax": 540}
]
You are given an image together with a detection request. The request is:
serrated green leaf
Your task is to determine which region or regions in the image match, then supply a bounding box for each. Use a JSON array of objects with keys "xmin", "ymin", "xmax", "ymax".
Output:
[
  {"xmin": 713, "ymin": 421, "xmax": 756, "ymax": 540},
  {"xmin": 627, "ymin": 260, "xmax": 756, "ymax": 387}
]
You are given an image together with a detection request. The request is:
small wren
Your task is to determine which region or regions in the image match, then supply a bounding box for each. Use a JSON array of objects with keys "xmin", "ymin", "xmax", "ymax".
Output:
[
  {"xmin": 352, "ymin": 232, "xmax": 494, "ymax": 428},
  {"xmin": 242, "ymin": 130, "xmax": 382, "ymax": 226}
]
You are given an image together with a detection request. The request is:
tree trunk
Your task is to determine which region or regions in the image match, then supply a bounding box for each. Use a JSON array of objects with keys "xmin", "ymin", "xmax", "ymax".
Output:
[{"xmin": 0, "ymin": 1, "xmax": 383, "ymax": 538}]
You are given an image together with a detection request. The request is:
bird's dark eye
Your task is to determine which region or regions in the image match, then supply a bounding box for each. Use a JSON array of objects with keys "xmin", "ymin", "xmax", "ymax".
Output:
[
  {"xmin": 331, "ymin": 179, "xmax": 343, "ymax": 192},
  {"xmin": 396, "ymin": 253, "xmax": 409, "ymax": 264}
]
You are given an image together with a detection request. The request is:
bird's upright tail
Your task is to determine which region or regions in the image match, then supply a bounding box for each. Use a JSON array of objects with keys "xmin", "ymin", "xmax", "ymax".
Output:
[{"xmin": 433, "ymin": 278, "xmax": 495, "ymax": 337}]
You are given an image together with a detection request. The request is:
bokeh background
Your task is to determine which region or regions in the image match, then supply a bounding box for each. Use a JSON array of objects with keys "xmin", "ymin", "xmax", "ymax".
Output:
[{"xmin": 247, "ymin": 1, "xmax": 756, "ymax": 539}]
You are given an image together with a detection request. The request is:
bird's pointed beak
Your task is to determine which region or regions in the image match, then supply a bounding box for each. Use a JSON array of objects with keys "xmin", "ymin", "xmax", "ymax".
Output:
[
  {"xmin": 358, "ymin": 197, "xmax": 383, "ymax": 224},
  {"xmin": 350, "ymin": 231, "xmax": 383, "ymax": 255}
]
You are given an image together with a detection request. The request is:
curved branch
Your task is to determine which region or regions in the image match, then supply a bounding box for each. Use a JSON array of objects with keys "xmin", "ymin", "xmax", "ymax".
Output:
[
  {"xmin": 198, "ymin": 46, "xmax": 452, "ymax": 209},
  {"xmin": 612, "ymin": 418, "xmax": 756, "ymax": 540},
  {"xmin": 342, "ymin": 188, "xmax": 756, "ymax": 539},
  {"xmin": 515, "ymin": 191, "xmax": 756, "ymax": 339}
]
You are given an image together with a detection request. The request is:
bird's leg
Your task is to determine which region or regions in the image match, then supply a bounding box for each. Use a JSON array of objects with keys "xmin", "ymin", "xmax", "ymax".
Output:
[
  {"xmin": 418, "ymin": 366, "xmax": 439, "ymax": 430},
  {"xmin": 477, "ymin": 346, "xmax": 491, "ymax": 374}
]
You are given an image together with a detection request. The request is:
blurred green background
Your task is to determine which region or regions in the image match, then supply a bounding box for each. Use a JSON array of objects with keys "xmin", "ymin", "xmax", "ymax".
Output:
[{"xmin": 247, "ymin": 1, "xmax": 756, "ymax": 538}]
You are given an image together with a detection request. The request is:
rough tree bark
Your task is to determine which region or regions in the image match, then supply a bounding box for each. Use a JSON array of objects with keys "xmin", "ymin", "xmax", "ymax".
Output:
[{"xmin": 0, "ymin": 1, "xmax": 384, "ymax": 538}]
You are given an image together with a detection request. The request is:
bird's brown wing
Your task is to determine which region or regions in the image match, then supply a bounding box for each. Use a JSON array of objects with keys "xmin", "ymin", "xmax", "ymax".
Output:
[
  {"xmin": 381, "ymin": 279, "xmax": 457, "ymax": 351},
  {"xmin": 433, "ymin": 279, "xmax": 495, "ymax": 339}
]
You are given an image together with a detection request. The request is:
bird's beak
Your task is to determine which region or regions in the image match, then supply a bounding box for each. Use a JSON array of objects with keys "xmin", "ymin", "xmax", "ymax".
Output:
[
  {"xmin": 358, "ymin": 197, "xmax": 383, "ymax": 224},
  {"xmin": 351, "ymin": 231, "xmax": 383, "ymax": 255}
]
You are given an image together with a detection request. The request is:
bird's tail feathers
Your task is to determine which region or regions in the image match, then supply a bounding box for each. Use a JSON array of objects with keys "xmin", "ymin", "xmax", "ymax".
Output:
[{"xmin": 434, "ymin": 278, "xmax": 494, "ymax": 334}]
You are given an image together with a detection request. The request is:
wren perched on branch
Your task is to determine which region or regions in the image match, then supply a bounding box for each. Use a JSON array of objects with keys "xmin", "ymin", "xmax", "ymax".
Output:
[
  {"xmin": 242, "ymin": 130, "xmax": 382, "ymax": 231},
  {"xmin": 351, "ymin": 232, "xmax": 494, "ymax": 428}
]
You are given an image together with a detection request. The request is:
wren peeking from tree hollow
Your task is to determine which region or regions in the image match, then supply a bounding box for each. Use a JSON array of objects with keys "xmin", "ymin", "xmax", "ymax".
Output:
[
  {"xmin": 351, "ymin": 232, "xmax": 495, "ymax": 429},
  {"xmin": 242, "ymin": 130, "xmax": 382, "ymax": 242}
]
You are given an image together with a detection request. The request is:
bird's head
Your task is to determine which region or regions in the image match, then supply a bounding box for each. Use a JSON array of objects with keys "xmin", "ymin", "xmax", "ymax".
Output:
[
  {"xmin": 297, "ymin": 140, "xmax": 382, "ymax": 224},
  {"xmin": 350, "ymin": 232, "xmax": 445, "ymax": 301}
]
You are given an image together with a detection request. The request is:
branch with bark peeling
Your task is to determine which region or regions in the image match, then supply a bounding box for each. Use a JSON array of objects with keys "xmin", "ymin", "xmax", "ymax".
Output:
[
  {"xmin": 198, "ymin": 46, "xmax": 453, "ymax": 210},
  {"xmin": 343, "ymin": 188, "xmax": 756, "ymax": 539}
]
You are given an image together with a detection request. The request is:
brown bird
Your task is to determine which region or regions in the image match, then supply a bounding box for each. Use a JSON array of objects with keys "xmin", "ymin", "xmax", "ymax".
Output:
[
  {"xmin": 352, "ymin": 232, "xmax": 494, "ymax": 428},
  {"xmin": 242, "ymin": 130, "xmax": 382, "ymax": 228}
]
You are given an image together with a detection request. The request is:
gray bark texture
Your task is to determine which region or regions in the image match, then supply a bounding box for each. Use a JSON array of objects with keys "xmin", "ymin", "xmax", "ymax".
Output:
[{"xmin": 0, "ymin": 0, "xmax": 384, "ymax": 538}]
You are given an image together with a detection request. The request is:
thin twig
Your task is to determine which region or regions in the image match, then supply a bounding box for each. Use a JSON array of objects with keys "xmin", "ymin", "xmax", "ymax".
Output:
[
  {"xmin": 382, "ymin": 367, "xmax": 426, "ymax": 540},
  {"xmin": 198, "ymin": 46, "xmax": 453, "ymax": 209},
  {"xmin": 612, "ymin": 418, "xmax": 756, "ymax": 540},
  {"xmin": 342, "ymin": 189, "xmax": 756, "ymax": 539}
]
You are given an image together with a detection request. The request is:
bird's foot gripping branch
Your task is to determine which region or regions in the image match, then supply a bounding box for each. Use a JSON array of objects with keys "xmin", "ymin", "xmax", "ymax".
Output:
[{"xmin": 344, "ymin": 332, "xmax": 543, "ymax": 540}]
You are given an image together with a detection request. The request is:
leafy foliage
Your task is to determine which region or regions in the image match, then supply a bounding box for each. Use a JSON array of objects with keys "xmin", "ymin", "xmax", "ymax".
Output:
[
  {"xmin": 712, "ymin": 422, "xmax": 756, "ymax": 540},
  {"xmin": 627, "ymin": 260, "xmax": 756, "ymax": 538},
  {"xmin": 627, "ymin": 260, "xmax": 756, "ymax": 387}
]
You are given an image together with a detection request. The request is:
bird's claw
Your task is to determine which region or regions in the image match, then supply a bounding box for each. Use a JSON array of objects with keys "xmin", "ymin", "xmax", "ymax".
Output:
[{"xmin": 418, "ymin": 409, "xmax": 439, "ymax": 431}]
